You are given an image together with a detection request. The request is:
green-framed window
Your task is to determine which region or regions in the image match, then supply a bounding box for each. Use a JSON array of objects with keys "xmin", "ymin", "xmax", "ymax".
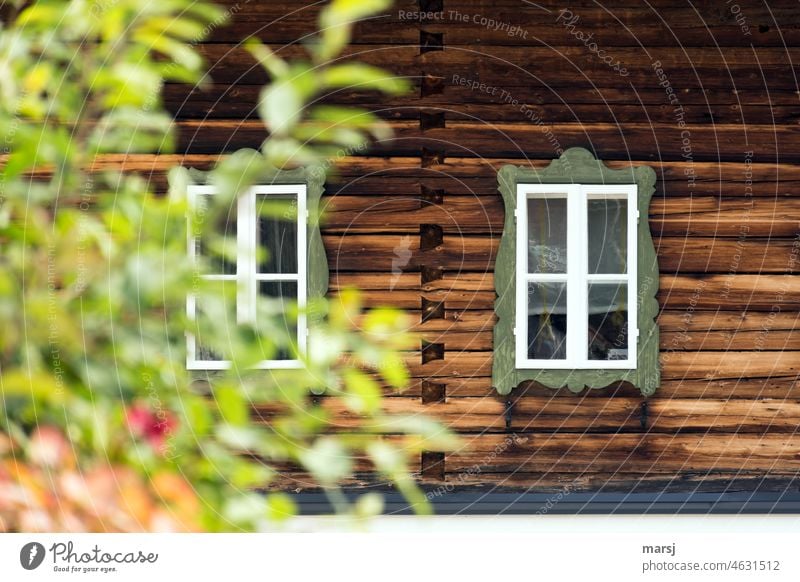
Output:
[
  {"xmin": 182, "ymin": 166, "xmax": 328, "ymax": 370},
  {"xmin": 492, "ymin": 148, "xmax": 660, "ymax": 396}
]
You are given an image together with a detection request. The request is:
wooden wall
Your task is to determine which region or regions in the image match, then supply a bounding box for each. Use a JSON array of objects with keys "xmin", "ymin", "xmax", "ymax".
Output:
[{"xmin": 157, "ymin": 0, "xmax": 800, "ymax": 494}]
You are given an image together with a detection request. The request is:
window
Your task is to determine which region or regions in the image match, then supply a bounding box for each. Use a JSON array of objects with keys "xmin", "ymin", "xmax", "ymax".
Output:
[
  {"xmin": 493, "ymin": 148, "xmax": 659, "ymax": 396},
  {"xmin": 517, "ymin": 184, "xmax": 637, "ymax": 369},
  {"xmin": 183, "ymin": 168, "xmax": 327, "ymax": 371}
]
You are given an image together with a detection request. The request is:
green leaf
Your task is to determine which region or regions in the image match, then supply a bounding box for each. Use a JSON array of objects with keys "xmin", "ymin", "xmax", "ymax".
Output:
[
  {"xmin": 316, "ymin": 0, "xmax": 392, "ymax": 61},
  {"xmin": 184, "ymin": 395, "xmax": 213, "ymax": 437},
  {"xmin": 0, "ymin": 370, "xmax": 67, "ymax": 407},
  {"xmin": 299, "ymin": 437, "xmax": 352, "ymax": 485},
  {"xmin": 223, "ymin": 492, "xmax": 266, "ymax": 526},
  {"xmin": 320, "ymin": 0, "xmax": 393, "ymax": 27},
  {"xmin": 140, "ymin": 16, "xmax": 207, "ymax": 42},
  {"xmin": 133, "ymin": 30, "xmax": 203, "ymax": 74},
  {"xmin": 16, "ymin": 3, "xmax": 65, "ymax": 29},
  {"xmin": 230, "ymin": 460, "xmax": 274, "ymax": 489},
  {"xmin": 353, "ymin": 492, "xmax": 384, "ymax": 519},
  {"xmin": 215, "ymin": 385, "xmax": 249, "ymax": 426},
  {"xmin": 342, "ymin": 368, "xmax": 382, "ymax": 414},
  {"xmin": 216, "ymin": 424, "xmax": 262, "ymax": 451},
  {"xmin": 261, "ymin": 137, "xmax": 321, "ymax": 168},
  {"xmin": 321, "ymin": 64, "xmax": 410, "ymax": 95},
  {"xmin": 366, "ymin": 440, "xmax": 404, "ymax": 474},
  {"xmin": 245, "ymin": 39, "xmax": 288, "ymax": 78},
  {"xmin": 259, "ymin": 81, "xmax": 303, "ymax": 136},
  {"xmin": 377, "ymin": 415, "xmax": 460, "ymax": 451},
  {"xmin": 265, "ymin": 492, "xmax": 297, "ymax": 522},
  {"xmin": 378, "ymin": 355, "xmax": 409, "ymax": 389},
  {"xmin": 210, "ymin": 148, "xmax": 266, "ymax": 197},
  {"xmin": 167, "ymin": 166, "xmax": 191, "ymax": 202}
]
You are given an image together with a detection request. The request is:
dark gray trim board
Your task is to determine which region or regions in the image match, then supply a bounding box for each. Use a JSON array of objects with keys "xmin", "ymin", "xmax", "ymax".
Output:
[{"xmin": 289, "ymin": 491, "xmax": 800, "ymax": 515}]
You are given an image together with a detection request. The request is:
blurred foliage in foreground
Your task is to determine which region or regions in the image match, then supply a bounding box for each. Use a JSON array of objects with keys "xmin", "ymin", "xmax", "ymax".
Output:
[{"xmin": 0, "ymin": 0, "xmax": 455, "ymax": 531}]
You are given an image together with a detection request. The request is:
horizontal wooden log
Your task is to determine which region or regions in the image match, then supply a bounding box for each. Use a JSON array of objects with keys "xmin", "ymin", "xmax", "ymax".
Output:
[
  {"xmin": 20, "ymin": 155, "xmax": 798, "ymax": 200},
  {"xmin": 402, "ymin": 376, "xmax": 800, "ymax": 400},
  {"xmin": 255, "ymin": 395, "xmax": 800, "ymax": 434},
  {"xmin": 168, "ymin": 119, "xmax": 800, "ymax": 163},
  {"xmin": 399, "ymin": 350, "xmax": 800, "ymax": 381},
  {"xmin": 414, "ymin": 327, "xmax": 800, "ymax": 352},
  {"xmin": 324, "ymin": 233, "xmax": 800, "ymax": 273},
  {"xmin": 202, "ymin": 0, "xmax": 800, "ymax": 48},
  {"xmin": 330, "ymin": 273, "xmax": 800, "ymax": 310},
  {"xmin": 163, "ymin": 84, "xmax": 800, "ymax": 125},
  {"xmin": 191, "ymin": 44, "xmax": 800, "ymax": 92},
  {"xmin": 359, "ymin": 308, "xmax": 800, "ymax": 353},
  {"xmin": 322, "ymin": 194, "xmax": 800, "ymax": 236},
  {"xmin": 446, "ymin": 433, "xmax": 800, "ymax": 472}
]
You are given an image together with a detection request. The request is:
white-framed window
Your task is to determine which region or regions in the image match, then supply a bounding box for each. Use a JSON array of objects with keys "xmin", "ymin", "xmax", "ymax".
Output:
[
  {"xmin": 515, "ymin": 183, "xmax": 637, "ymax": 370},
  {"xmin": 186, "ymin": 184, "xmax": 307, "ymax": 370}
]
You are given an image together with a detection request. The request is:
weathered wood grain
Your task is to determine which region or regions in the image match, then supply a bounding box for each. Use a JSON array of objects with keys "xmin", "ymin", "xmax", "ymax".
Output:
[
  {"xmin": 329, "ymin": 273, "xmax": 800, "ymax": 310},
  {"xmin": 324, "ymin": 233, "xmax": 800, "ymax": 273},
  {"xmin": 189, "ymin": 44, "xmax": 800, "ymax": 92},
  {"xmin": 163, "ymin": 84, "xmax": 800, "ymax": 124},
  {"xmin": 446, "ymin": 433, "xmax": 800, "ymax": 472},
  {"xmin": 202, "ymin": 0, "xmax": 800, "ymax": 48},
  {"xmin": 254, "ymin": 394, "xmax": 800, "ymax": 434},
  {"xmin": 168, "ymin": 119, "xmax": 800, "ymax": 163}
]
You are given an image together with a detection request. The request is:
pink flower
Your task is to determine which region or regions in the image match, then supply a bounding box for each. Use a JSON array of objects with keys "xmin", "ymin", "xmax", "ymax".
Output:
[
  {"xmin": 126, "ymin": 404, "xmax": 176, "ymax": 454},
  {"xmin": 28, "ymin": 426, "xmax": 70, "ymax": 468}
]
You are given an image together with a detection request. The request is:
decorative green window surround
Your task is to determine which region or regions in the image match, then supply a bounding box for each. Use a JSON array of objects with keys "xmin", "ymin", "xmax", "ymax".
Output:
[
  {"xmin": 183, "ymin": 165, "xmax": 328, "ymax": 369},
  {"xmin": 492, "ymin": 148, "xmax": 659, "ymax": 396}
]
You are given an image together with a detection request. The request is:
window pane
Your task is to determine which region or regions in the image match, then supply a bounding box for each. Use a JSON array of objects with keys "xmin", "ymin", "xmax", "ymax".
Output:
[
  {"xmin": 194, "ymin": 279, "xmax": 237, "ymax": 361},
  {"xmin": 527, "ymin": 197, "xmax": 567, "ymax": 273},
  {"xmin": 195, "ymin": 194, "xmax": 237, "ymax": 275},
  {"xmin": 258, "ymin": 281, "xmax": 298, "ymax": 360},
  {"xmin": 587, "ymin": 198, "xmax": 627, "ymax": 274},
  {"xmin": 588, "ymin": 283, "xmax": 629, "ymax": 361},
  {"xmin": 257, "ymin": 195, "xmax": 298, "ymax": 274},
  {"xmin": 527, "ymin": 282, "xmax": 567, "ymax": 360}
]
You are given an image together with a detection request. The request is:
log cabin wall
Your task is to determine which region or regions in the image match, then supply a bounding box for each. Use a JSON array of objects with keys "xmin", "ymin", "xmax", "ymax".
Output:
[{"xmin": 160, "ymin": 0, "xmax": 800, "ymax": 493}]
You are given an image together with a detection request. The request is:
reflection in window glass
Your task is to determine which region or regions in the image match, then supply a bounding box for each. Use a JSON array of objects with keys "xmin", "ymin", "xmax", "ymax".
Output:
[
  {"xmin": 527, "ymin": 197, "xmax": 567, "ymax": 274},
  {"xmin": 258, "ymin": 281, "xmax": 298, "ymax": 360},
  {"xmin": 587, "ymin": 198, "xmax": 627, "ymax": 274},
  {"xmin": 194, "ymin": 279, "xmax": 237, "ymax": 362},
  {"xmin": 588, "ymin": 283, "xmax": 628, "ymax": 360},
  {"xmin": 195, "ymin": 194, "xmax": 237, "ymax": 275},
  {"xmin": 527, "ymin": 282, "xmax": 567, "ymax": 360},
  {"xmin": 256, "ymin": 195, "xmax": 298, "ymax": 274}
]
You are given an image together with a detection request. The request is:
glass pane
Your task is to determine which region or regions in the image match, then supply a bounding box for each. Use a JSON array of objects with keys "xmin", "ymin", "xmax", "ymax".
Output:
[
  {"xmin": 527, "ymin": 197, "xmax": 567, "ymax": 273},
  {"xmin": 588, "ymin": 283, "xmax": 629, "ymax": 361},
  {"xmin": 194, "ymin": 279, "xmax": 237, "ymax": 362},
  {"xmin": 195, "ymin": 194, "xmax": 237, "ymax": 275},
  {"xmin": 257, "ymin": 195, "xmax": 298, "ymax": 274},
  {"xmin": 587, "ymin": 198, "xmax": 627, "ymax": 274},
  {"xmin": 527, "ymin": 282, "xmax": 567, "ymax": 360},
  {"xmin": 258, "ymin": 281, "xmax": 298, "ymax": 360}
]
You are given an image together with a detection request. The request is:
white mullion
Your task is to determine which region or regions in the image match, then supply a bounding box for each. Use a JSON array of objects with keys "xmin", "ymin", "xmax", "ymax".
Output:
[
  {"xmin": 237, "ymin": 188, "xmax": 256, "ymax": 325},
  {"xmin": 586, "ymin": 274, "xmax": 628, "ymax": 283},
  {"xmin": 296, "ymin": 185, "xmax": 307, "ymax": 356},
  {"xmin": 566, "ymin": 184, "xmax": 584, "ymax": 366},
  {"xmin": 255, "ymin": 274, "xmax": 300, "ymax": 282},
  {"xmin": 525, "ymin": 273, "xmax": 568, "ymax": 283}
]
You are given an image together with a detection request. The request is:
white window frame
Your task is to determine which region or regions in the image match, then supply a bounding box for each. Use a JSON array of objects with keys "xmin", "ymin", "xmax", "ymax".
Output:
[
  {"xmin": 186, "ymin": 184, "xmax": 307, "ymax": 370},
  {"xmin": 515, "ymin": 183, "xmax": 637, "ymax": 370}
]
